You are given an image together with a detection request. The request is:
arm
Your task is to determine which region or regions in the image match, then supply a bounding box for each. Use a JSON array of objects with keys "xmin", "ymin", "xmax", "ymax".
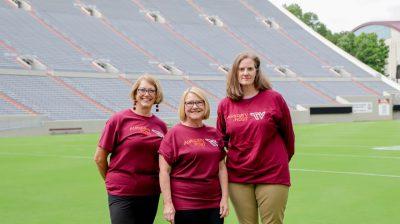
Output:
[
  {"xmin": 93, "ymin": 146, "xmax": 109, "ymax": 180},
  {"xmin": 96, "ymin": 116, "xmax": 118, "ymax": 179},
  {"xmin": 278, "ymin": 95, "xmax": 295, "ymax": 161},
  {"xmin": 216, "ymin": 103, "xmax": 229, "ymax": 148},
  {"xmin": 159, "ymin": 155, "xmax": 175, "ymax": 224},
  {"xmin": 218, "ymin": 160, "xmax": 229, "ymax": 218}
]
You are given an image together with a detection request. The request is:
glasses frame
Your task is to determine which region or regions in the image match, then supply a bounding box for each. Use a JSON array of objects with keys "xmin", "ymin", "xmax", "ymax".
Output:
[
  {"xmin": 184, "ymin": 100, "xmax": 205, "ymax": 108},
  {"xmin": 137, "ymin": 88, "xmax": 157, "ymax": 95}
]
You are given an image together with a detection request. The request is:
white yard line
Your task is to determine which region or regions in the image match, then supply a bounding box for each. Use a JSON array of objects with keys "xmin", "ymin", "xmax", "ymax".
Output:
[
  {"xmin": 296, "ymin": 144, "xmax": 372, "ymax": 148},
  {"xmin": 2, "ymin": 152, "xmax": 399, "ymax": 179},
  {"xmin": 297, "ymin": 152, "xmax": 400, "ymax": 160},
  {"xmin": 292, "ymin": 168, "xmax": 400, "ymax": 179},
  {"xmin": 0, "ymin": 152, "xmax": 90, "ymax": 159},
  {"xmin": 373, "ymin": 146, "xmax": 400, "ymax": 151},
  {"xmin": 298, "ymin": 144, "xmax": 400, "ymax": 150}
]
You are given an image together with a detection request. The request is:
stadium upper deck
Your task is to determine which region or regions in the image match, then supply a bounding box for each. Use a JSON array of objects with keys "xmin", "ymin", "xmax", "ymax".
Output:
[{"xmin": 0, "ymin": 0, "xmax": 399, "ymax": 121}]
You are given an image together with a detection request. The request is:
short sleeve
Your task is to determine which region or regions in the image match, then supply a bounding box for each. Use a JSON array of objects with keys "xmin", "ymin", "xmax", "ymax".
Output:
[
  {"xmin": 161, "ymin": 122, "xmax": 168, "ymax": 135},
  {"xmin": 219, "ymin": 147, "xmax": 227, "ymax": 161},
  {"xmin": 216, "ymin": 100, "xmax": 229, "ymax": 148},
  {"xmin": 98, "ymin": 117, "xmax": 118, "ymax": 153},
  {"xmin": 158, "ymin": 135, "xmax": 176, "ymax": 166},
  {"xmin": 217, "ymin": 131, "xmax": 227, "ymax": 161},
  {"xmin": 154, "ymin": 116, "xmax": 168, "ymax": 135}
]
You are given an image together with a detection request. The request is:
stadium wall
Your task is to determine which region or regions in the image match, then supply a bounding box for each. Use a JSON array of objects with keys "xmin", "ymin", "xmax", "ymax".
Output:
[
  {"xmin": 339, "ymin": 95, "xmax": 392, "ymax": 121},
  {"xmin": 1, "ymin": 105, "xmax": 396, "ymax": 137},
  {"xmin": 0, "ymin": 114, "xmax": 47, "ymax": 131}
]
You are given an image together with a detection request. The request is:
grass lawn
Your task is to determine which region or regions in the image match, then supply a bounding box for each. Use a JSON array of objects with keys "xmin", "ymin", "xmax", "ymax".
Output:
[{"xmin": 1, "ymin": 120, "xmax": 399, "ymax": 223}]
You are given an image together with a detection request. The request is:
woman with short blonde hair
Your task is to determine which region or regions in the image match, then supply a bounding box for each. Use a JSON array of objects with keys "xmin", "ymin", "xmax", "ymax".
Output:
[
  {"xmin": 160, "ymin": 87, "xmax": 229, "ymax": 224},
  {"xmin": 130, "ymin": 74, "xmax": 164, "ymax": 109},
  {"xmin": 178, "ymin": 87, "xmax": 210, "ymax": 121},
  {"xmin": 94, "ymin": 74, "xmax": 168, "ymax": 224}
]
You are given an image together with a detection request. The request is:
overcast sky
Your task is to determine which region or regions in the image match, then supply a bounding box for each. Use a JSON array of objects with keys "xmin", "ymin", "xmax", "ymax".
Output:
[{"xmin": 269, "ymin": 0, "xmax": 400, "ymax": 32}]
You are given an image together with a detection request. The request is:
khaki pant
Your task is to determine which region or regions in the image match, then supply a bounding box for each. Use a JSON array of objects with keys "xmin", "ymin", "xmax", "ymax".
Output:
[{"xmin": 229, "ymin": 183, "xmax": 289, "ymax": 224}]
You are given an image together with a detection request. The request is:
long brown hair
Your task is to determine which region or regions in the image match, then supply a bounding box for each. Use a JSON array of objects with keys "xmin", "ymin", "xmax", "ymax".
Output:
[{"xmin": 227, "ymin": 52, "xmax": 272, "ymax": 101}]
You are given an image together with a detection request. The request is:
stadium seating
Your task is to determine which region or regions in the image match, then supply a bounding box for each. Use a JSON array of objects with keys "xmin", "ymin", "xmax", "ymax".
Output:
[
  {"xmin": 360, "ymin": 81, "xmax": 399, "ymax": 94},
  {"xmin": 245, "ymin": 0, "xmax": 372, "ymax": 77},
  {"xmin": 307, "ymin": 81, "xmax": 377, "ymax": 98},
  {"xmin": 0, "ymin": 98, "xmax": 27, "ymax": 115},
  {"xmin": 0, "ymin": 0, "xmax": 399, "ymax": 122},
  {"xmin": 0, "ymin": 7, "xmax": 95, "ymax": 72},
  {"xmin": 0, "ymin": 46, "xmax": 20, "ymax": 69},
  {"xmin": 0, "ymin": 74, "xmax": 110, "ymax": 120}
]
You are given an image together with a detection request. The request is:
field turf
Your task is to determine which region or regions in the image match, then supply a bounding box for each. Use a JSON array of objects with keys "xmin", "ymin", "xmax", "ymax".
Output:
[{"xmin": 1, "ymin": 120, "xmax": 399, "ymax": 223}]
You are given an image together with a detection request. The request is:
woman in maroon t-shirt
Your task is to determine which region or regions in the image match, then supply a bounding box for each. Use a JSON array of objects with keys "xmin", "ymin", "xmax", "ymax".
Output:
[
  {"xmin": 159, "ymin": 87, "xmax": 229, "ymax": 224},
  {"xmin": 217, "ymin": 52, "xmax": 295, "ymax": 224},
  {"xmin": 94, "ymin": 75, "xmax": 168, "ymax": 224}
]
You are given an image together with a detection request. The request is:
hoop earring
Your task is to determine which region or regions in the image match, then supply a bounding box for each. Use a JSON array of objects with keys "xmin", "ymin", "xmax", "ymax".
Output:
[{"xmin": 156, "ymin": 104, "xmax": 159, "ymax": 112}]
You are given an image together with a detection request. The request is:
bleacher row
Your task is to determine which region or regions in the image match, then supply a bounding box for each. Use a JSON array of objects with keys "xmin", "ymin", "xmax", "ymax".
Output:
[
  {"xmin": 0, "ymin": 0, "xmax": 379, "ymax": 76},
  {"xmin": 0, "ymin": 74, "xmax": 397, "ymax": 120},
  {"xmin": 0, "ymin": 0, "xmax": 399, "ymax": 121}
]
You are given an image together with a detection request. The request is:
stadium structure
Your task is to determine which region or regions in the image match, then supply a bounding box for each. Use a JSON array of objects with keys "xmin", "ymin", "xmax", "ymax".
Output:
[
  {"xmin": 1, "ymin": 0, "xmax": 400, "ymax": 136},
  {"xmin": 353, "ymin": 21, "xmax": 400, "ymax": 81}
]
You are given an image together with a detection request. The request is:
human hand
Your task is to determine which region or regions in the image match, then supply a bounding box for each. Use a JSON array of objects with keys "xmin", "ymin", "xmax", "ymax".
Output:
[
  {"xmin": 219, "ymin": 198, "xmax": 229, "ymax": 218},
  {"xmin": 163, "ymin": 202, "xmax": 175, "ymax": 224}
]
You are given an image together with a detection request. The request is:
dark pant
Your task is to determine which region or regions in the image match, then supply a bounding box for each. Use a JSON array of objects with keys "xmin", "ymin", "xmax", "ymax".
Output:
[
  {"xmin": 175, "ymin": 208, "xmax": 224, "ymax": 224},
  {"xmin": 108, "ymin": 194, "xmax": 159, "ymax": 224}
]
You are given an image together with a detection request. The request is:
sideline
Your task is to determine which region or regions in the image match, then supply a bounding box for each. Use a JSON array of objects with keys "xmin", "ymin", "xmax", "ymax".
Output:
[
  {"xmin": 297, "ymin": 152, "xmax": 400, "ymax": 160},
  {"xmin": 297, "ymin": 144, "xmax": 372, "ymax": 148},
  {"xmin": 2, "ymin": 152, "xmax": 399, "ymax": 179},
  {"xmin": 373, "ymin": 146, "xmax": 400, "ymax": 151},
  {"xmin": 292, "ymin": 168, "xmax": 400, "ymax": 179},
  {"xmin": 0, "ymin": 152, "xmax": 90, "ymax": 159}
]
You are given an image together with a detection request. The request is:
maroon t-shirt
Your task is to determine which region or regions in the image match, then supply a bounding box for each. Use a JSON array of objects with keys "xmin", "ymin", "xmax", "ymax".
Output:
[
  {"xmin": 159, "ymin": 123, "xmax": 226, "ymax": 210},
  {"xmin": 217, "ymin": 89, "xmax": 295, "ymax": 186},
  {"xmin": 98, "ymin": 109, "xmax": 167, "ymax": 196}
]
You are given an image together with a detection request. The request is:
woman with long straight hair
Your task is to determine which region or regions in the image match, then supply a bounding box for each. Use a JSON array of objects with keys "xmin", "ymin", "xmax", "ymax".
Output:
[{"xmin": 217, "ymin": 52, "xmax": 295, "ymax": 224}]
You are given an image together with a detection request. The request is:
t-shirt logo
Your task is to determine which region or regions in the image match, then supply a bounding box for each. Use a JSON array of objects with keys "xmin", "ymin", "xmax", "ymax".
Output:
[
  {"xmin": 227, "ymin": 113, "xmax": 249, "ymax": 122},
  {"xmin": 205, "ymin": 138, "xmax": 218, "ymax": 147},
  {"xmin": 130, "ymin": 126, "xmax": 151, "ymax": 135},
  {"xmin": 184, "ymin": 138, "xmax": 206, "ymax": 147},
  {"xmin": 250, "ymin": 111, "xmax": 265, "ymax": 120},
  {"xmin": 152, "ymin": 129, "xmax": 164, "ymax": 138}
]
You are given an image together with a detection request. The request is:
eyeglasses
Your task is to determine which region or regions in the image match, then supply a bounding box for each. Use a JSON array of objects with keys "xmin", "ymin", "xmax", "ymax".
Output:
[
  {"xmin": 137, "ymin": 88, "xmax": 156, "ymax": 95},
  {"xmin": 185, "ymin": 100, "xmax": 205, "ymax": 108}
]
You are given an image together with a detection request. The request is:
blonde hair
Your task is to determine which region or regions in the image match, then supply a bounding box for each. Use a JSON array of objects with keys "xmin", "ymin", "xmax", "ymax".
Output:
[
  {"xmin": 178, "ymin": 87, "xmax": 210, "ymax": 121},
  {"xmin": 227, "ymin": 52, "xmax": 272, "ymax": 101},
  {"xmin": 130, "ymin": 75, "xmax": 163, "ymax": 104}
]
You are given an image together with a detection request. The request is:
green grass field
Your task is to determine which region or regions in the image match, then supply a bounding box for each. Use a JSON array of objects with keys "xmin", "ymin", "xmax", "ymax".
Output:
[{"xmin": 1, "ymin": 120, "xmax": 399, "ymax": 224}]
